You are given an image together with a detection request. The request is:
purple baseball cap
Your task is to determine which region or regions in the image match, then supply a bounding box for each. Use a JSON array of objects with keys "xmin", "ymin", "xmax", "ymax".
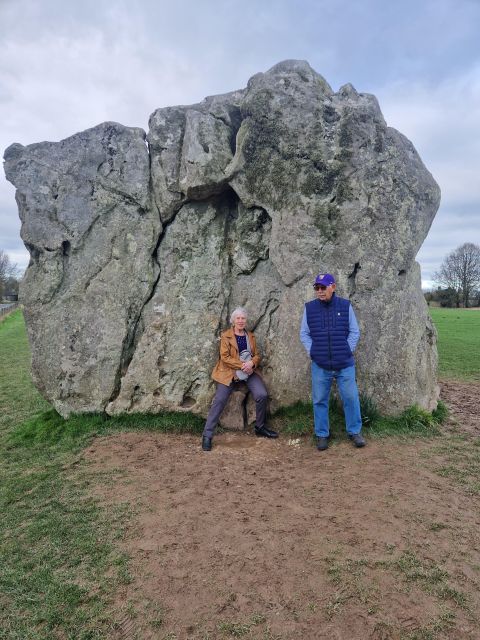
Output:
[{"xmin": 313, "ymin": 273, "xmax": 336, "ymax": 287}]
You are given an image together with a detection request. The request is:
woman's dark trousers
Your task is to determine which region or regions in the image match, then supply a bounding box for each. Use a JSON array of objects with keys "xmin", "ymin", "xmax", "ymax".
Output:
[{"xmin": 202, "ymin": 373, "xmax": 268, "ymax": 438}]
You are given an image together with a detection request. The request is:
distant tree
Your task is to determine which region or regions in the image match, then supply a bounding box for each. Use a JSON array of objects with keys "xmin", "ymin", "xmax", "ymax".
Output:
[
  {"xmin": 425, "ymin": 287, "xmax": 454, "ymax": 307},
  {"xmin": 4, "ymin": 275, "xmax": 20, "ymax": 295},
  {"xmin": 0, "ymin": 250, "xmax": 20, "ymax": 299},
  {"xmin": 433, "ymin": 243, "xmax": 480, "ymax": 308},
  {"xmin": 435, "ymin": 287, "xmax": 458, "ymax": 308}
]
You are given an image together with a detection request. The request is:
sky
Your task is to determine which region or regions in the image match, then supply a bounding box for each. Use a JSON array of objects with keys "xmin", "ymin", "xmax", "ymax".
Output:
[{"xmin": 1, "ymin": 0, "xmax": 479, "ymax": 288}]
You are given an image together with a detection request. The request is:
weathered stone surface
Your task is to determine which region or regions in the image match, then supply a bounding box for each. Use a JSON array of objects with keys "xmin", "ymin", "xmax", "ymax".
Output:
[
  {"xmin": 4, "ymin": 122, "xmax": 159, "ymax": 416},
  {"xmin": 217, "ymin": 383, "xmax": 248, "ymax": 431},
  {"xmin": 147, "ymin": 91, "xmax": 244, "ymax": 220},
  {"xmin": 4, "ymin": 60, "xmax": 440, "ymax": 420}
]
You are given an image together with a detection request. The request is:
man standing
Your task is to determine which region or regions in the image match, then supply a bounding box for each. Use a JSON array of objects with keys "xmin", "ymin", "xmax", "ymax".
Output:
[{"xmin": 300, "ymin": 273, "xmax": 366, "ymax": 450}]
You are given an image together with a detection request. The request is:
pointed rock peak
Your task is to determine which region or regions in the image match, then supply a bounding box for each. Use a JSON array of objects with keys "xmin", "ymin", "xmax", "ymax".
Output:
[
  {"xmin": 248, "ymin": 59, "xmax": 333, "ymax": 95},
  {"xmin": 338, "ymin": 83, "xmax": 358, "ymax": 98},
  {"xmin": 266, "ymin": 59, "xmax": 317, "ymax": 77}
]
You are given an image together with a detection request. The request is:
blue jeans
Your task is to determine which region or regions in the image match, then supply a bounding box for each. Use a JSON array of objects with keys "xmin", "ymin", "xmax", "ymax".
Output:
[{"xmin": 311, "ymin": 362, "xmax": 362, "ymax": 437}]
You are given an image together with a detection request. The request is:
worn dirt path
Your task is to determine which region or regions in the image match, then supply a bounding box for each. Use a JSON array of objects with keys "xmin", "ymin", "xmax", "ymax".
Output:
[{"xmin": 84, "ymin": 381, "xmax": 480, "ymax": 639}]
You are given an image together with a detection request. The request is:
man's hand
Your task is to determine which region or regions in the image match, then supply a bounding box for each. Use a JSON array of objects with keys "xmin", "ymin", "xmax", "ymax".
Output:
[{"xmin": 241, "ymin": 360, "xmax": 254, "ymax": 375}]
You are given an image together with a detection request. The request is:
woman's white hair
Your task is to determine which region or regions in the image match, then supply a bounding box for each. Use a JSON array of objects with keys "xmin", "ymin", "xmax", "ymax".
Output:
[{"xmin": 230, "ymin": 307, "xmax": 248, "ymax": 325}]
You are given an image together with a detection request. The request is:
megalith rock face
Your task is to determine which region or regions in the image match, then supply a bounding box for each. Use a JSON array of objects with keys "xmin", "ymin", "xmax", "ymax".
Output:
[
  {"xmin": 4, "ymin": 123, "xmax": 160, "ymax": 416},
  {"xmin": 4, "ymin": 60, "xmax": 440, "ymax": 418}
]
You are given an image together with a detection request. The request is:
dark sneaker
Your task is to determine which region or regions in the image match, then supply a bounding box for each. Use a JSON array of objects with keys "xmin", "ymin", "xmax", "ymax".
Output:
[
  {"xmin": 348, "ymin": 433, "xmax": 366, "ymax": 448},
  {"xmin": 202, "ymin": 436, "xmax": 212, "ymax": 451},
  {"xmin": 316, "ymin": 436, "xmax": 329, "ymax": 451},
  {"xmin": 255, "ymin": 426, "xmax": 278, "ymax": 438}
]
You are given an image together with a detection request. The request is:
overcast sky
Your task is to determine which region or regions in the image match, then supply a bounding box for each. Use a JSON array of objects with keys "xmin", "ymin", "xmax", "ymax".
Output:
[{"xmin": 1, "ymin": 0, "xmax": 479, "ymax": 288}]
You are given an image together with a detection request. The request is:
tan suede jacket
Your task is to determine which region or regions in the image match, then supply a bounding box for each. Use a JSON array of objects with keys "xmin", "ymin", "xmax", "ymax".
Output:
[{"xmin": 211, "ymin": 327, "xmax": 261, "ymax": 385}]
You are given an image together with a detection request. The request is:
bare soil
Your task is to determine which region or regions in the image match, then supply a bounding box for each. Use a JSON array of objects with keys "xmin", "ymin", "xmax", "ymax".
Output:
[
  {"xmin": 84, "ymin": 381, "xmax": 480, "ymax": 640},
  {"xmin": 439, "ymin": 380, "xmax": 480, "ymax": 435}
]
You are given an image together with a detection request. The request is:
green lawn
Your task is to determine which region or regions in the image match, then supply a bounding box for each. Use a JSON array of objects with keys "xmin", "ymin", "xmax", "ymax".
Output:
[{"xmin": 429, "ymin": 307, "xmax": 480, "ymax": 381}]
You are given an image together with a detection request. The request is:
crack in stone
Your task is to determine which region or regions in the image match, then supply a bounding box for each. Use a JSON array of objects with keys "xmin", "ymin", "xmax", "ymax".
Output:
[
  {"xmin": 95, "ymin": 180, "xmax": 147, "ymax": 210},
  {"xmin": 175, "ymin": 111, "xmax": 188, "ymax": 199},
  {"xmin": 251, "ymin": 297, "xmax": 281, "ymax": 337},
  {"xmin": 106, "ymin": 188, "xmax": 197, "ymax": 408},
  {"xmin": 348, "ymin": 262, "xmax": 361, "ymax": 296},
  {"xmin": 83, "ymin": 243, "xmax": 115, "ymax": 294},
  {"xmin": 110, "ymin": 158, "xmax": 180, "ymax": 393}
]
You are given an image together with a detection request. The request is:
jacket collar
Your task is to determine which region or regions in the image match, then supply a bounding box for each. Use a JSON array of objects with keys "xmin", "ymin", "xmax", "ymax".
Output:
[{"xmin": 224, "ymin": 327, "xmax": 250, "ymax": 339}]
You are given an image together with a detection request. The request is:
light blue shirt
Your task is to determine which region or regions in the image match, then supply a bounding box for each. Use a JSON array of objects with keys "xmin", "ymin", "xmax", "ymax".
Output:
[{"xmin": 300, "ymin": 303, "xmax": 360, "ymax": 355}]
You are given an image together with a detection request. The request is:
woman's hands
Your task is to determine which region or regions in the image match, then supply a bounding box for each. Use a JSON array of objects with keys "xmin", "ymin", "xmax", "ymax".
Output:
[{"xmin": 241, "ymin": 360, "xmax": 254, "ymax": 375}]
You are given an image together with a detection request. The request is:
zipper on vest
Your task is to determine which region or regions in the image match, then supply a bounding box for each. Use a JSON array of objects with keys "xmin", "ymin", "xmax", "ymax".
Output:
[{"xmin": 328, "ymin": 306, "xmax": 333, "ymax": 368}]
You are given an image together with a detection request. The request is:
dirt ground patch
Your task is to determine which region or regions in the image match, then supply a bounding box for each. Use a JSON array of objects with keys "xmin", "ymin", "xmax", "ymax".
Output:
[
  {"xmin": 440, "ymin": 380, "xmax": 480, "ymax": 435},
  {"xmin": 84, "ymin": 383, "xmax": 480, "ymax": 640}
]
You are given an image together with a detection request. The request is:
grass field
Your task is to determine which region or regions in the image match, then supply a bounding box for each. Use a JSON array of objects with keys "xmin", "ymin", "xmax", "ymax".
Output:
[
  {"xmin": 0, "ymin": 308, "xmax": 477, "ymax": 638},
  {"xmin": 429, "ymin": 307, "xmax": 480, "ymax": 381}
]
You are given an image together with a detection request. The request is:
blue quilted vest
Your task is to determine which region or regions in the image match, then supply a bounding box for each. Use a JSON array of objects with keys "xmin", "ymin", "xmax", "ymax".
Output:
[{"xmin": 305, "ymin": 294, "xmax": 354, "ymax": 370}]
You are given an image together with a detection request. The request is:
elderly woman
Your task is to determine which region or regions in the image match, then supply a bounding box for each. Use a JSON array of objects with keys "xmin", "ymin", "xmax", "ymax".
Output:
[{"xmin": 201, "ymin": 307, "xmax": 278, "ymax": 451}]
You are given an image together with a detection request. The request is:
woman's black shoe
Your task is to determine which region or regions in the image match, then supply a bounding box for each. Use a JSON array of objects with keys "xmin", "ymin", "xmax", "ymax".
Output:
[
  {"xmin": 255, "ymin": 426, "xmax": 278, "ymax": 438},
  {"xmin": 202, "ymin": 436, "xmax": 212, "ymax": 451}
]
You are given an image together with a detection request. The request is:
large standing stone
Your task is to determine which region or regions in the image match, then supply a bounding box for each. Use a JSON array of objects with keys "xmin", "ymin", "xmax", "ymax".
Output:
[{"xmin": 4, "ymin": 61, "xmax": 440, "ymax": 419}]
